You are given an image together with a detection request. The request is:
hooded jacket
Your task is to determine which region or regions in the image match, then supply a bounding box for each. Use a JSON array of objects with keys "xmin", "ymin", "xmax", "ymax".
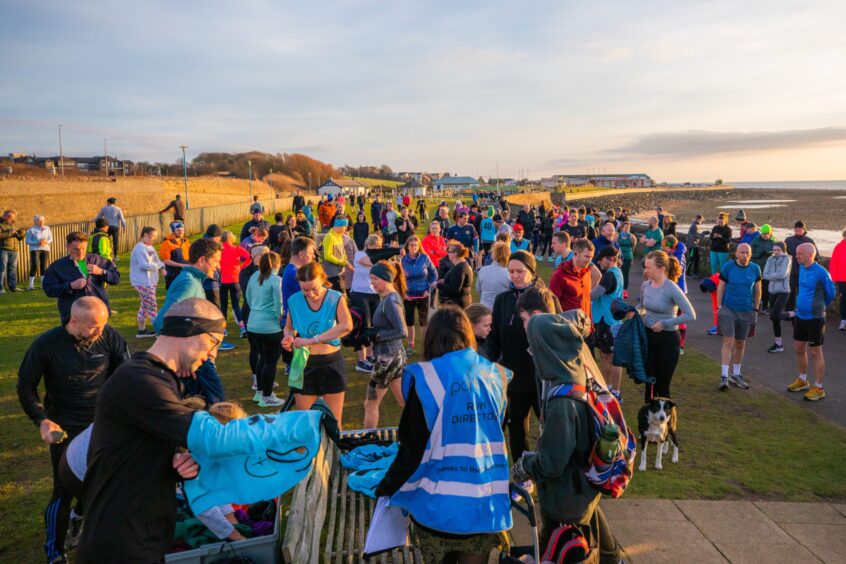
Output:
[
  {"xmin": 763, "ymin": 254, "xmax": 791, "ymax": 294},
  {"xmin": 610, "ymin": 299, "xmax": 650, "ymax": 385},
  {"xmin": 486, "ymin": 284, "xmax": 536, "ymax": 394},
  {"xmin": 521, "ymin": 311, "xmax": 600, "ymax": 524},
  {"xmin": 401, "ymin": 252, "xmax": 437, "ymax": 298}
]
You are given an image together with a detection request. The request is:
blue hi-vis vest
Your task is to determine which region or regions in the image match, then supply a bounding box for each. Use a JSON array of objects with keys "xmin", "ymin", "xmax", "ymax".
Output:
[
  {"xmin": 592, "ymin": 266, "xmax": 624, "ymax": 327},
  {"xmin": 185, "ymin": 409, "xmax": 323, "ymax": 514},
  {"xmin": 510, "ymin": 238, "xmax": 531, "ymax": 253},
  {"xmin": 288, "ymin": 289, "xmax": 342, "ymax": 346},
  {"xmin": 389, "ymin": 348, "xmax": 513, "ymax": 534},
  {"xmin": 480, "ymin": 217, "xmax": 497, "ymax": 243}
]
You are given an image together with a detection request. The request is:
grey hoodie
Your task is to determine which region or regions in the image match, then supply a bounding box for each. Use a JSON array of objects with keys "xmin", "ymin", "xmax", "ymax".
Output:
[
  {"xmin": 763, "ymin": 254, "xmax": 791, "ymax": 294},
  {"xmin": 521, "ymin": 311, "xmax": 600, "ymax": 525}
]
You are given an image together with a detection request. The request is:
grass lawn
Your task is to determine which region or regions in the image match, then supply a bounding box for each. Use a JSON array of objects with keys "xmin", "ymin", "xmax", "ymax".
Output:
[{"xmin": 2, "ymin": 208, "xmax": 845, "ymax": 562}]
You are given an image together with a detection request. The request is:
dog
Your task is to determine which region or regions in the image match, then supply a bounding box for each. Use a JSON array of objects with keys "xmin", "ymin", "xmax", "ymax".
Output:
[{"xmin": 637, "ymin": 398, "xmax": 679, "ymax": 471}]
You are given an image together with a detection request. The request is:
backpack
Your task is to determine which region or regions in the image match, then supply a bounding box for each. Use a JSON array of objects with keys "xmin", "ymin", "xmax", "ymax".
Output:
[
  {"xmin": 541, "ymin": 524, "xmax": 590, "ymax": 564},
  {"xmin": 341, "ymin": 304, "xmax": 369, "ymax": 348},
  {"xmin": 548, "ymin": 379, "xmax": 636, "ymax": 498}
]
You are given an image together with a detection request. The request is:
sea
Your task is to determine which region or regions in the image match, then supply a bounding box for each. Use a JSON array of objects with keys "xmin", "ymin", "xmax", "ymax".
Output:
[{"xmin": 731, "ymin": 180, "xmax": 846, "ymax": 191}]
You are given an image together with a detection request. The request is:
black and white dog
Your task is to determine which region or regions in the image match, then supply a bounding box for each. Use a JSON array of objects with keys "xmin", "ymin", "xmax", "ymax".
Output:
[{"xmin": 637, "ymin": 398, "xmax": 679, "ymax": 471}]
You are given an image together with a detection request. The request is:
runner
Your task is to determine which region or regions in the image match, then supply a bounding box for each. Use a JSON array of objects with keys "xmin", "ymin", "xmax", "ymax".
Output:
[
  {"xmin": 26, "ymin": 215, "xmax": 53, "ymax": 291},
  {"xmin": 709, "ymin": 212, "xmax": 732, "ymax": 275},
  {"xmin": 353, "ymin": 210, "xmax": 370, "ymax": 250},
  {"xmin": 219, "ymin": 231, "xmax": 251, "ymax": 338},
  {"xmin": 751, "ymin": 224, "xmax": 775, "ymax": 312},
  {"xmin": 446, "ymin": 210, "xmax": 480, "ymax": 260},
  {"xmin": 17, "ymin": 297, "xmax": 129, "ymax": 563},
  {"xmin": 592, "ymin": 221, "xmax": 619, "ymax": 264},
  {"xmin": 784, "ymin": 221, "xmax": 816, "ymax": 310},
  {"xmin": 87, "ymin": 218, "xmax": 112, "ymax": 260},
  {"xmin": 241, "ymin": 245, "xmax": 271, "ymax": 390},
  {"xmin": 466, "ymin": 303, "xmax": 493, "ymax": 359},
  {"xmin": 716, "ymin": 243, "xmax": 761, "ymax": 391},
  {"xmin": 292, "ymin": 189, "xmax": 306, "ymax": 214},
  {"xmin": 437, "ymin": 242, "xmax": 474, "ymax": 309},
  {"xmin": 129, "ymin": 227, "xmax": 165, "ymax": 338},
  {"xmin": 239, "ymin": 209, "xmax": 271, "ymax": 241},
  {"xmin": 349, "ymin": 234, "xmax": 381, "ymax": 372},
  {"xmin": 433, "ymin": 204, "xmax": 451, "ymax": 233},
  {"xmin": 362, "ymin": 260, "xmax": 408, "ymax": 428},
  {"xmin": 321, "ymin": 216, "xmax": 352, "ymax": 293},
  {"xmin": 617, "ymin": 221, "xmax": 635, "ymax": 298},
  {"xmin": 763, "ymin": 242, "xmax": 792, "ymax": 352},
  {"xmin": 158, "ymin": 194, "xmax": 186, "ymax": 222},
  {"xmin": 158, "ymin": 221, "xmax": 191, "ymax": 289},
  {"xmin": 550, "ymin": 231, "xmax": 573, "ymax": 268},
  {"xmin": 282, "ymin": 262, "xmax": 353, "ymax": 425},
  {"xmin": 639, "ymin": 250, "xmax": 696, "ymax": 401},
  {"xmin": 537, "ymin": 209, "xmax": 555, "ymax": 261},
  {"xmin": 785, "ymin": 243, "xmax": 836, "ymax": 401},
  {"xmin": 93, "ymin": 197, "xmax": 126, "ymax": 260},
  {"xmin": 478, "ymin": 206, "xmax": 497, "ymax": 268},
  {"xmin": 589, "ymin": 246, "xmax": 625, "ymax": 400},
  {"xmin": 245, "ymin": 251, "xmax": 286, "ymax": 407},
  {"xmin": 476, "ymin": 242, "xmax": 511, "ymax": 310},
  {"xmin": 562, "ymin": 210, "xmax": 586, "ymax": 241},
  {"xmin": 401, "ymin": 236, "xmax": 437, "ymax": 355},
  {"xmin": 42, "ymin": 231, "xmax": 120, "ymax": 323},
  {"xmin": 830, "ymin": 228, "xmax": 846, "ymax": 331},
  {"xmin": 509, "ymin": 224, "xmax": 531, "ymax": 252},
  {"xmin": 550, "ymin": 239, "xmax": 599, "ymax": 318},
  {"xmin": 638, "ymin": 216, "xmax": 663, "ymax": 254},
  {"xmin": 685, "ymin": 214, "xmax": 704, "ymax": 277}
]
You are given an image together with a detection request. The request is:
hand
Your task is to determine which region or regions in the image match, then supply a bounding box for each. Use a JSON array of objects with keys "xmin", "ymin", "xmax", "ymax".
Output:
[
  {"xmin": 292, "ymin": 337, "xmax": 313, "ymax": 348},
  {"xmin": 40, "ymin": 419, "xmax": 66, "ymax": 444},
  {"xmin": 70, "ymin": 278, "xmax": 88, "ymax": 290},
  {"xmin": 173, "ymin": 452, "xmax": 199, "ymax": 479},
  {"xmin": 625, "ymin": 311, "xmax": 636, "ymax": 320},
  {"xmin": 88, "ymin": 263, "xmax": 104, "ymax": 276},
  {"xmin": 282, "ymin": 335, "xmax": 295, "ymax": 351},
  {"xmin": 650, "ymin": 321, "xmax": 665, "ymax": 332}
]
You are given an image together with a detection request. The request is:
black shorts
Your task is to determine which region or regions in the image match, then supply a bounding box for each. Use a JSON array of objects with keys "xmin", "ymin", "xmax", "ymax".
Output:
[
  {"xmin": 594, "ymin": 320, "xmax": 616, "ymax": 355},
  {"xmin": 404, "ymin": 297, "xmax": 429, "ymax": 326},
  {"xmin": 793, "ymin": 317, "xmax": 825, "ymax": 346},
  {"xmin": 482, "ymin": 242, "xmax": 493, "ymax": 254},
  {"xmin": 295, "ymin": 350, "xmax": 347, "ymax": 395}
]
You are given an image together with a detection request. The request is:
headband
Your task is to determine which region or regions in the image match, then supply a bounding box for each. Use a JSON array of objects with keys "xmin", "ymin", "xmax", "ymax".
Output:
[
  {"xmin": 159, "ymin": 315, "xmax": 226, "ymax": 338},
  {"xmin": 370, "ymin": 262, "xmax": 395, "ymax": 282},
  {"xmin": 334, "ymin": 218, "xmax": 349, "ymax": 227}
]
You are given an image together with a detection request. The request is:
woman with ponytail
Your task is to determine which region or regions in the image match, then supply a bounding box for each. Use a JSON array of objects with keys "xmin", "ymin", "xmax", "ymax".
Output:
[
  {"xmin": 638, "ymin": 250, "xmax": 697, "ymax": 402},
  {"xmin": 245, "ymin": 251, "xmax": 285, "ymax": 407},
  {"xmin": 363, "ymin": 260, "xmax": 409, "ymax": 428}
]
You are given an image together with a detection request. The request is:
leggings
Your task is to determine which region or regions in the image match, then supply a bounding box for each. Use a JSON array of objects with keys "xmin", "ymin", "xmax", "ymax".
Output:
[
  {"xmin": 539, "ymin": 234, "xmax": 552, "ymax": 258},
  {"xmin": 645, "ymin": 330, "xmax": 681, "ymax": 402},
  {"xmin": 506, "ymin": 389, "xmax": 541, "ymax": 462},
  {"xmin": 621, "ymin": 259, "xmax": 632, "ymax": 290},
  {"xmin": 135, "ymin": 285, "xmax": 158, "ymax": 324},
  {"xmin": 770, "ymin": 292, "xmax": 790, "ymax": 338},
  {"xmin": 838, "ymin": 282, "xmax": 846, "ymax": 321},
  {"xmin": 219, "ymin": 282, "xmax": 243, "ymax": 324},
  {"xmin": 247, "ymin": 331, "xmax": 260, "ymax": 375},
  {"xmin": 29, "ymin": 250, "xmax": 49, "ymax": 277},
  {"xmin": 44, "ymin": 425, "xmax": 85, "ymax": 562},
  {"xmin": 687, "ymin": 246, "xmax": 700, "ymax": 276},
  {"xmin": 761, "ymin": 279, "xmax": 770, "ymax": 311},
  {"xmin": 253, "ymin": 331, "xmax": 283, "ymax": 396},
  {"xmin": 710, "ymin": 251, "xmax": 729, "ymax": 275}
]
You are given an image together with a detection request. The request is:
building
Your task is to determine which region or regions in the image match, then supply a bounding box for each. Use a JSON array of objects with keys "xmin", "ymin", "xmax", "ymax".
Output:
[
  {"xmin": 317, "ymin": 178, "xmax": 369, "ymax": 198},
  {"xmin": 397, "ymin": 172, "xmax": 424, "ymax": 182},
  {"xmin": 432, "ymin": 176, "xmax": 480, "ymax": 193},
  {"xmin": 400, "ymin": 178, "xmax": 428, "ymax": 197},
  {"xmin": 553, "ymin": 173, "xmax": 653, "ymax": 188}
]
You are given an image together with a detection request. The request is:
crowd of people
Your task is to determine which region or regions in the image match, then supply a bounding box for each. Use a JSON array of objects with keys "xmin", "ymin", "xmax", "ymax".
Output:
[{"xmin": 8, "ymin": 189, "xmax": 846, "ymax": 563}]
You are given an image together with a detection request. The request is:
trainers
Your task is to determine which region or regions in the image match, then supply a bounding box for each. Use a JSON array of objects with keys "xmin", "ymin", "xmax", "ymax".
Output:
[
  {"xmin": 135, "ymin": 328, "xmax": 156, "ymax": 338},
  {"xmin": 623, "ymin": 290, "xmax": 629, "ymax": 299},
  {"xmin": 729, "ymin": 373, "xmax": 750, "ymax": 389},
  {"xmin": 768, "ymin": 343, "xmax": 784, "ymax": 353},
  {"xmin": 406, "ymin": 345, "xmax": 415, "ymax": 356},
  {"xmin": 253, "ymin": 391, "xmax": 262, "ymax": 403},
  {"xmin": 707, "ymin": 326, "xmax": 719, "ymax": 336},
  {"xmin": 787, "ymin": 377, "xmax": 810, "ymax": 392},
  {"xmin": 219, "ymin": 341, "xmax": 236, "ymax": 351},
  {"xmin": 511, "ymin": 480, "xmax": 534, "ymax": 500},
  {"xmin": 679, "ymin": 347, "xmax": 685, "ymax": 356},
  {"xmin": 12, "ymin": 287, "xmax": 24, "ymax": 292},
  {"xmin": 0, "ymin": 289, "xmax": 6, "ymax": 295},
  {"xmin": 839, "ymin": 321, "xmax": 846, "ymax": 331},
  {"xmin": 65, "ymin": 514, "xmax": 83, "ymax": 549},
  {"xmin": 719, "ymin": 377, "xmax": 729, "ymax": 391},
  {"xmin": 49, "ymin": 555, "xmax": 68, "ymax": 564},
  {"xmin": 239, "ymin": 328, "xmax": 248, "ymax": 339},
  {"xmin": 258, "ymin": 393, "xmax": 285, "ymax": 408},
  {"xmin": 355, "ymin": 360, "xmax": 374, "ymax": 372},
  {"xmin": 804, "ymin": 386, "xmax": 825, "ymax": 401},
  {"xmin": 251, "ymin": 374, "xmax": 257, "ymax": 391}
]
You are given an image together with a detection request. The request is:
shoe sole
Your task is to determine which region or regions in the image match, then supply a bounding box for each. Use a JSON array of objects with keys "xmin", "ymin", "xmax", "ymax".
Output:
[
  {"xmin": 804, "ymin": 393, "xmax": 825, "ymax": 401},
  {"xmin": 719, "ymin": 385, "xmax": 729, "ymax": 391},
  {"xmin": 768, "ymin": 349, "xmax": 784, "ymax": 353},
  {"xmin": 788, "ymin": 385, "xmax": 811, "ymax": 392},
  {"xmin": 355, "ymin": 366, "xmax": 372, "ymax": 373}
]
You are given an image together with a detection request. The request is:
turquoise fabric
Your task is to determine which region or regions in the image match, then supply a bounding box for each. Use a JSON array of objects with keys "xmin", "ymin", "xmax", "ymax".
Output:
[
  {"xmin": 592, "ymin": 267, "xmax": 624, "ymax": 326},
  {"xmin": 245, "ymin": 270, "xmax": 283, "ymax": 334},
  {"xmin": 288, "ymin": 289, "xmax": 343, "ymax": 346}
]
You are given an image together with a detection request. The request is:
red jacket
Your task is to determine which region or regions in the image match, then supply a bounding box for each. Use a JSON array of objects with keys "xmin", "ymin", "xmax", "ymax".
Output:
[
  {"xmin": 422, "ymin": 234, "xmax": 447, "ymax": 268},
  {"xmin": 550, "ymin": 259, "xmax": 592, "ymax": 320},
  {"xmin": 830, "ymin": 240, "xmax": 846, "ymax": 282},
  {"xmin": 220, "ymin": 242, "xmax": 250, "ymax": 284}
]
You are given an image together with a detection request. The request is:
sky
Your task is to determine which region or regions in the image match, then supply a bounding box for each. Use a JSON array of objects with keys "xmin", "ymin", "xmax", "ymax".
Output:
[{"xmin": 2, "ymin": 0, "xmax": 845, "ymax": 182}]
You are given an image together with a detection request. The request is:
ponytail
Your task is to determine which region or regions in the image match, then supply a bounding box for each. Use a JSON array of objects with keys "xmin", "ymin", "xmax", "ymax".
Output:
[
  {"xmin": 258, "ymin": 252, "xmax": 281, "ymax": 285},
  {"xmin": 667, "ymin": 256, "xmax": 681, "ymax": 283},
  {"xmin": 646, "ymin": 250, "xmax": 681, "ymax": 283}
]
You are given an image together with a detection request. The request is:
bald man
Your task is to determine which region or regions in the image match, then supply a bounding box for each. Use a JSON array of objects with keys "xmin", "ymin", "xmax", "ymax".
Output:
[
  {"xmin": 17, "ymin": 296, "xmax": 129, "ymax": 563},
  {"xmin": 785, "ymin": 243, "xmax": 836, "ymax": 400},
  {"xmin": 78, "ymin": 298, "xmax": 226, "ymax": 563},
  {"xmin": 716, "ymin": 243, "xmax": 762, "ymax": 390}
]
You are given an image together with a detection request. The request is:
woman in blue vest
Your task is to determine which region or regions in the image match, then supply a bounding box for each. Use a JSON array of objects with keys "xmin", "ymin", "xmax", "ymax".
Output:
[
  {"xmin": 376, "ymin": 306, "xmax": 513, "ymax": 563},
  {"xmin": 282, "ymin": 262, "xmax": 353, "ymax": 426},
  {"xmin": 589, "ymin": 246, "xmax": 625, "ymax": 400}
]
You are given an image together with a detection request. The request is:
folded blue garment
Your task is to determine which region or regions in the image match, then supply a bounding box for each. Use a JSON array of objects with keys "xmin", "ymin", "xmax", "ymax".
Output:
[{"xmin": 340, "ymin": 443, "xmax": 398, "ymax": 471}]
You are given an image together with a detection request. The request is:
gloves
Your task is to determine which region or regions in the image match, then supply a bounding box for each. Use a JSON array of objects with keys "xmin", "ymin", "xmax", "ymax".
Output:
[{"xmin": 511, "ymin": 456, "xmax": 531, "ymax": 484}]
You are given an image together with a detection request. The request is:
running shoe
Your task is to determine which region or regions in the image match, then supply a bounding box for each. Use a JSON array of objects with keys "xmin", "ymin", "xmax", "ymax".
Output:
[
  {"xmin": 803, "ymin": 386, "xmax": 825, "ymax": 401},
  {"xmin": 609, "ymin": 388, "xmax": 623, "ymax": 404},
  {"xmin": 767, "ymin": 343, "xmax": 784, "ymax": 353},
  {"xmin": 240, "ymin": 328, "xmax": 248, "ymax": 339},
  {"xmin": 251, "ymin": 374, "xmax": 257, "ymax": 390},
  {"xmin": 787, "ymin": 377, "xmax": 810, "ymax": 392},
  {"xmin": 0, "ymin": 289, "xmax": 5, "ymax": 295},
  {"xmin": 258, "ymin": 393, "xmax": 286, "ymax": 408},
  {"xmin": 679, "ymin": 347, "xmax": 685, "ymax": 356},
  {"xmin": 355, "ymin": 360, "xmax": 374, "ymax": 372},
  {"xmin": 719, "ymin": 377, "xmax": 729, "ymax": 391},
  {"xmin": 406, "ymin": 345, "xmax": 415, "ymax": 356},
  {"xmin": 839, "ymin": 321, "xmax": 846, "ymax": 331},
  {"xmin": 707, "ymin": 326, "xmax": 719, "ymax": 336},
  {"xmin": 547, "ymin": 256, "xmax": 555, "ymax": 262},
  {"xmin": 12, "ymin": 287, "xmax": 25, "ymax": 292},
  {"xmin": 219, "ymin": 341, "xmax": 236, "ymax": 351},
  {"xmin": 253, "ymin": 391, "xmax": 262, "ymax": 403},
  {"xmin": 49, "ymin": 555, "xmax": 68, "ymax": 564},
  {"xmin": 65, "ymin": 514, "xmax": 83, "ymax": 549},
  {"xmin": 511, "ymin": 480, "xmax": 534, "ymax": 500},
  {"xmin": 729, "ymin": 373, "xmax": 750, "ymax": 389},
  {"xmin": 136, "ymin": 328, "xmax": 156, "ymax": 338},
  {"xmin": 623, "ymin": 290, "xmax": 629, "ymax": 299}
]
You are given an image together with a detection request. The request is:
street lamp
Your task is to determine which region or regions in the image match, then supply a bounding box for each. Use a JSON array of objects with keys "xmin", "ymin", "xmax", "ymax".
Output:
[
  {"xmin": 179, "ymin": 145, "xmax": 189, "ymax": 209},
  {"xmin": 248, "ymin": 160, "xmax": 253, "ymax": 201},
  {"xmin": 58, "ymin": 124, "xmax": 64, "ymax": 177},
  {"xmin": 103, "ymin": 138, "xmax": 108, "ymax": 177}
]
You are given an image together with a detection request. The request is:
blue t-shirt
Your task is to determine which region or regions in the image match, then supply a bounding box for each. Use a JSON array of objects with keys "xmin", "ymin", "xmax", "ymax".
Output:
[
  {"xmin": 480, "ymin": 217, "xmax": 497, "ymax": 243},
  {"xmin": 796, "ymin": 263, "xmax": 836, "ymax": 320},
  {"xmin": 446, "ymin": 224, "xmax": 479, "ymax": 250},
  {"xmin": 554, "ymin": 250, "xmax": 574, "ymax": 269},
  {"xmin": 719, "ymin": 261, "xmax": 762, "ymax": 312},
  {"xmin": 281, "ymin": 263, "xmax": 300, "ymax": 324}
]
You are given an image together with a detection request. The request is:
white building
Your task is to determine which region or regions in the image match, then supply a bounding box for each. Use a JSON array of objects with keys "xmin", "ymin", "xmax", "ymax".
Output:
[
  {"xmin": 432, "ymin": 176, "xmax": 480, "ymax": 192},
  {"xmin": 317, "ymin": 178, "xmax": 369, "ymax": 198}
]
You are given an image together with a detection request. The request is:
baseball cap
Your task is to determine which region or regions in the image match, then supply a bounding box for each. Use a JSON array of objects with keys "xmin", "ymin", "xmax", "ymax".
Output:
[{"xmin": 513, "ymin": 223, "xmax": 524, "ymax": 232}]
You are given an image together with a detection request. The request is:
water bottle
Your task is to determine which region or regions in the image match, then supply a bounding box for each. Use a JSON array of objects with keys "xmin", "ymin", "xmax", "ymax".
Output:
[{"xmin": 596, "ymin": 421, "xmax": 620, "ymax": 463}]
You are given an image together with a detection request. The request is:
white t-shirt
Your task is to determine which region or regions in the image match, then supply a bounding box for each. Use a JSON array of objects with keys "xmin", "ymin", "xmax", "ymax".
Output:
[{"xmin": 351, "ymin": 250, "xmax": 376, "ymax": 294}]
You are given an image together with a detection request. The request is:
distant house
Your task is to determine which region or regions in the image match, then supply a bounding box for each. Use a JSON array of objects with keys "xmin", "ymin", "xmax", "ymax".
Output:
[
  {"xmin": 400, "ymin": 178, "xmax": 428, "ymax": 197},
  {"xmin": 432, "ymin": 176, "xmax": 480, "ymax": 193},
  {"xmin": 398, "ymin": 171, "xmax": 424, "ymax": 182},
  {"xmin": 317, "ymin": 178, "xmax": 368, "ymax": 198},
  {"xmin": 554, "ymin": 173, "xmax": 653, "ymax": 188}
]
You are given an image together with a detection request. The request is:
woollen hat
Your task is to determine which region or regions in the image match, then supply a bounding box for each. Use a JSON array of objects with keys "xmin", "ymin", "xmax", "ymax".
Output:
[
  {"xmin": 735, "ymin": 209, "xmax": 747, "ymax": 221},
  {"xmin": 509, "ymin": 250, "xmax": 536, "ymax": 273},
  {"xmin": 760, "ymin": 224, "xmax": 772, "ymax": 234}
]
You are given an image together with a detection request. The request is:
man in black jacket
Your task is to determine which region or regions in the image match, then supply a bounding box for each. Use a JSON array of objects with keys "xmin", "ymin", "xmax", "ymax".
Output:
[
  {"xmin": 42, "ymin": 231, "xmax": 120, "ymax": 323},
  {"xmin": 17, "ymin": 297, "xmax": 129, "ymax": 563},
  {"xmin": 293, "ymin": 189, "xmax": 306, "ymax": 213}
]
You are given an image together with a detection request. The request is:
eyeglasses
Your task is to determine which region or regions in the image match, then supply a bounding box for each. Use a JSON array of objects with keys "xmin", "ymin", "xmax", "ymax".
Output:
[{"xmin": 205, "ymin": 332, "xmax": 222, "ymax": 350}]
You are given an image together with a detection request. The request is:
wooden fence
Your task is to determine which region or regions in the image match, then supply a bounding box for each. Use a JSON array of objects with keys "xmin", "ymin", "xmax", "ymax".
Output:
[{"xmin": 8, "ymin": 197, "xmax": 293, "ymax": 285}]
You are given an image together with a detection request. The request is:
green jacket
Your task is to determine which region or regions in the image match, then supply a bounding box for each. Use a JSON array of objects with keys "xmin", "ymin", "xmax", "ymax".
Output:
[
  {"xmin": 0, "ymin": 219, "xmax": 24, "ymax": 252},
  {"xmin": 521, "ymin": 311, "xmax": 601, "ymax": 524},
  {"xmin": 750, "ymin": 235, "xmax": 774, "ymax": 270}
]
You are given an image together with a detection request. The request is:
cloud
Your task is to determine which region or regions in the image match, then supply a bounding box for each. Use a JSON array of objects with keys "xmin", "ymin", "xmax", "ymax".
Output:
[{"xmin": 604, "ymin": 127, "xmax": 846, "ymax": 157}]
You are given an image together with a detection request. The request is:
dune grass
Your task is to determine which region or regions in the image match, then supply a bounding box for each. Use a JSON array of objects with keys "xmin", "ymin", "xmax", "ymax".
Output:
[{"xmin": 1, "ymin": 208, "xmax": 845, "ymax": 562}]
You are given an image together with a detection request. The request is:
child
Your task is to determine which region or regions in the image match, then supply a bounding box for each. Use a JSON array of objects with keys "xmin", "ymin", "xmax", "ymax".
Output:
[{"xmin": 465, "ymin": 303, "xmax": 493, "ymax": 360}]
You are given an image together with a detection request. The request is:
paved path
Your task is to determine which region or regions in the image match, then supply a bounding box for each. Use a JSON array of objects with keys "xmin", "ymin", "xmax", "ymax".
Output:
[
  {"xmin": 626, "ymin": 262, "xmax": 846, "ymax": 427},
  {"xmin": 508, "ymin": 500, "xmax": 846, "ymax": 563}
]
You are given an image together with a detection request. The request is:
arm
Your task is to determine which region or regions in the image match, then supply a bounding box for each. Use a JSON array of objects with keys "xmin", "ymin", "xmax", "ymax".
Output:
[
  {"xmin": 590, "ymin": 264, "xmax": 601, "ymax": 289},
  {"xmin": 159, "ymin": 201, "xmax": 175, "ymax": 214},
  {"xmin": 322, "ymin": 237, "xmax": 347, "ymax": 266},
  {"xmin": 107, "ymin": 330, "xmax": 131, "ymax": 376},
  {"xmin": 98, "ymin": 258, "xmax": 120, "ymax": 285},
  {"xmin": 374, "ymin": 297, "xmax": 409, "ymax": 342},
  {"xmin": 42, "ymin": 264, "xmax": 76, "ymax": 297},
  {"xmin": 589, "ymin": 281, "xmax": 607, "ymax": 301},
  {"xmin": 25, "ymin": 229, "xmax": 38, "ymax": 246},
  {"xmin": 375, "ymin": 382, "xmax": 430, "ymax": 497},
  {"xmin": 119, "ymin": 209, "xmax": 127, "ymax": 229},
  {"xmin": 823, "ymin": 272, "xmax": 836, "ymax": 305},
  {"xmin": 752, "ymin": 280, "xmax": 761, "ymax": 311},
  {"xmin": 716, "ymin": 280, "xmax": 726, "ymax": 308},
  {"xmin": 17, "ymin": 342, "xmax": 49, "ymax": 427},
  {"xmin": 273, "ymin": 277, "xmax": 284, "ymax": 318},
  {"xmin": 486, "ymin": 295, "xmax": 503, "ymax": 362},
  {"xmin": 662, "ymin": 283, "xmax": 697, "ymax": 327},
  {"xmin": 521, "ymin": 399, "xmax": 579, "ymax": 481}
]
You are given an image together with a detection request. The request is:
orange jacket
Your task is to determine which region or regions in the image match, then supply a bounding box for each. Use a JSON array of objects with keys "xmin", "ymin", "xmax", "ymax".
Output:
[{"xmin": 318, "ymin": 202, "xmax": 337, "ymax": 228}]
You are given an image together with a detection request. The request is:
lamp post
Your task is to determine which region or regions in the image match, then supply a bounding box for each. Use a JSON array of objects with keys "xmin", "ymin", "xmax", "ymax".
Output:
[
  {"xmin": 179, "ymin": 145, "xmax": 189, "ymax": 209},
  {"xmin": 103, "ymin": 138, "xmax": 108, "ymax": 177},
  {"xmin": 248, "ymin": 160, "xmax": 253, "ymax": 201},
  {"xmin": 269, "ymin": 167, "xmax": 273, "ymax": 189},
  {"xmin": 58, "ymin": 124, "xmax": 64, "ymax": 177}
]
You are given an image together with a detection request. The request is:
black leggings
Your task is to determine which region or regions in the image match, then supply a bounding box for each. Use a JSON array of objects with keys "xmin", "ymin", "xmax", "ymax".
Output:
[
  {"xmin": 621, "ymin": 259, "xmax": 632, "ymax": 290},
  {"xmin": 44, "ymin": 425, "xmax": 85, "ymax": 561},
  {"xmin": 770, "ymin": 292, "xmax": 790, "ymax": 338},
  {"xmin": 687, "ymin": 247, "xmax": 700, "ymax": 276},
  {"xmin": 838, "ymin": 282, "xmax": 846, "ymax": 321},
  {"xmin": 247, "ymin": 331, "xmax": 260, "ymax": 375},
  {"xmin": 29, "ymin": 250, "xmax": 49, "ymax": 277},
  {"xmin": 645, "ymin": 330, "xmax": 681, "ymax": 402},
  {"xmin": 219, "ymin": 283, "xmax": 243, "ymax": 323},
  {"xmin": 253, "ymin": 331, "xmax": 283, "ymax": 395},
  {"xmin": 539, "ymin": 234, "xmax": 552, "ymax": 258},
  {"xmin": 506, "ymin": 389, "xmax": 541, "ymax": 461}
]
